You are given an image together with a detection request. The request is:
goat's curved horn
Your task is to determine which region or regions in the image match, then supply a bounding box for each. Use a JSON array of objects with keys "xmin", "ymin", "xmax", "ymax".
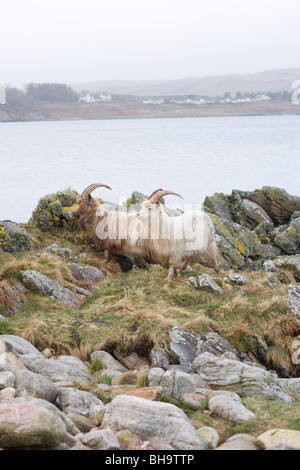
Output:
[
  {"xmin": 81, "ymin": 183, "xmax": 112, "ymax": 200},
  {"xmin": 148, "ymin": 189, "xmax": 183, "ymax": 203}
]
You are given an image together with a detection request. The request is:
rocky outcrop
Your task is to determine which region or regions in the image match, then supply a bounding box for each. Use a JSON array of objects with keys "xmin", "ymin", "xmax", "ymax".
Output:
[{"xmin": 0, "ymin": 221, "xmax": 32, "ymax": 252}]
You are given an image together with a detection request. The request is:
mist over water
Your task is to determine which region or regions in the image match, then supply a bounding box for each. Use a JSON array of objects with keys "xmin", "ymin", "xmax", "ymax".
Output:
[{"xmin": 0, "ymin": 115, "xmax": 299, "ymax": 223}]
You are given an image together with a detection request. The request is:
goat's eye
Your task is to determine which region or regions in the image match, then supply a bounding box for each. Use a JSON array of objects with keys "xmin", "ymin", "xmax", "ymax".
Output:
[{"xmin": 148, "ymin": 207, "xmax": 152, "ymax": 211}]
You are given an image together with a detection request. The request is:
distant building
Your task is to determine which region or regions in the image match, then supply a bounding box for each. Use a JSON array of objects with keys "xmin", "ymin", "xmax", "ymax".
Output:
[
  {"xmin": 79, "ymin": 92, "xmax": 112, "ymax": 103},
  {"xmin": 0, "ymin": 81, "xmax": 6, "ymax": 105}
]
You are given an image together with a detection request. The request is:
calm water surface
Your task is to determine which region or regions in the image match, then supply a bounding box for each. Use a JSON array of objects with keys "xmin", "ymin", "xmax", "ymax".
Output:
[{"xmin": 0, "ymin": 115, "xmax": 299, "ymax": 222}]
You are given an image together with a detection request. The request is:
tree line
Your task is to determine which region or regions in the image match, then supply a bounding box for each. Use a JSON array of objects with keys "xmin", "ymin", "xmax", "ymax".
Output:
[{"xmin": 6, "ymin": 83, "xmax": 79, "ymax": 108}]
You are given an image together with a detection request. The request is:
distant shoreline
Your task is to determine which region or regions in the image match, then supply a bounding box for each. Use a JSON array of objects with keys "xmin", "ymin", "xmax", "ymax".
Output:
[{"xmin": 0, "ymin": 100, "xmax": 299, "ymax": 123}]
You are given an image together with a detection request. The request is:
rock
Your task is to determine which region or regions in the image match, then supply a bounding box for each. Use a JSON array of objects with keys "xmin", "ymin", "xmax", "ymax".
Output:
[
  {"xmin": 0, "ymin": 402, "xmax": 66, "ymax": 448},
  {"xmin": 0, "ymin": 221, "xmax": 32, "ymax": 253},
  {"xmin": 234, "ymin": 198, "xmax": 273, "ymax": 230},
  {"xmin": 169, "ymin": 326, "xmax": 204, "ymax": 367},
  {"xmin": 275, "ymin": 217, "xmax": 300, "ymax": 255},
  {"xmin": 80, "ymin": 428, "xmax": 121, "ymax": 450},
  {"xmin": 14, "ymin": 370, "xmax": 59, "ymax": 403},
  {"xmin": 125, "ymin": 386, "xmax": 163, "ymax": 401},
  {"xmin": 29, "ymin": 189, "xmax": 80, "ymax": 232},
  {"xmin": 208, "ymin": 395, "xmax": 256, "ymax": 423},
  {"xmin": 250, "ymin": 186, "xmax": 300, "ymax": 225},
  {"xmin": 68, "ymin": 263, "xmax": 105, "ymax": 284},
  {"xmin": 188, "ymin": 274, "xmax": 224, "ymax": 295},
  {"xmin": 193, "ymin": 353, "xmax": 293, "ymax": 402},
  {"xmin": 111, "ymin": 371, "xmax": 138, "ymax": 386},
  {"xmin": 266, "ymin": 443, "xmax": 300, "ymax": 450},
  {"xmin": 88, "ymin": 405, "xmax": 106, "ymax": 427},
  {"xmin": 0, "ymin": 335, "xmax": 42, "ymax": 357},
  {"xmin": 216, "ymin": 437, "xmax": 258, "ymax": 451},
  {"xmin": 0, "ymin": 352, "xmax": 28, "ymax": 372},
  {"xmin": 150, "ymin": 345, "xmax": 170, "ymax": 368},
  {"xmin": 286, "ymin": 284, "xmax": 300, "ymax": 317},
  {"xmin": 67, "ymin": 414, "xmax": 95, "ymax": 433},
  {"xmin": 148, "ymin": 367, "xmax": 195, "ymax": 400},
  {"xmin": 56, "ymin": 355, "xmax": 90, "ymax": 374},
  {"xmin": 58, "ymin": 388, "xmax": 103, "ymax": 417},
  {"xmin": 203, "ymin": 192, "xmax": 234, "ymax": 223},
  {"xmin": 181, "ymin": 393, "xmax": 207, "ymax": 410},
  {"xmin": 274, "ymin": 255, "xmax": 300, "ymax": 282},
  {"xmin": 115, "ymin": 429, "xmax": 144, "ymax": 450},
  {"xmin": 19, "ymin": 354, "xmax": 92, "ymax": 384},
  {"xmin": 200, "ymin": 332, "xmax": 239, "ymax": 358},
  {"xmin": 90, "ymin": 350, "xmax": 128, "ymax": 372},
  {"xmin": 257, "ymin": 429, "xmax": 300, "ymax": 450},
  {"xmin": 113, "ymin": 349, "xmax": 148, "ymax": 370},
  {"xmin": 12, "ymin": 396, "xmax": 80, "ymax": 436},
  {"xmin": 102, "ymin": 395, "xmax": 208, "ymax": 450},
  {"xmin": 197, "ymin": 427, "xmax": 219, "ymax": 449},
  {"xmin": 21, "ymin": 270, "xmax": 81, "ymax": 308},
  {"xmin": 0, "ymin": 371, "xmax": 15, "ymax": 389},
  {"xmin": 279, "ymin": 378, "xmax": 300, "ymax": 401},
  {"xmin": 227, "ymin": 273, "xmax": 247, "ymax": 285},
  {"xmin": 0, "ymin": 387, "xmax": 16, "ymax": 399},
  {"xmin": 45, "ymin": 243, "xmax": 78, "ymax": 261}
]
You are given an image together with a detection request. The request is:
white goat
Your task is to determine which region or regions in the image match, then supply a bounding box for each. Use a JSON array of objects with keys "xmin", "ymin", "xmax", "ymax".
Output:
[{"xmin": 137, "ymin": 189, "xmax": 219, "ymax": 281}]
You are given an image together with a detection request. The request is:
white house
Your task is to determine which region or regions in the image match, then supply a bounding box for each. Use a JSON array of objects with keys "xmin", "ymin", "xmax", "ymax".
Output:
[
  {"xmin": 0, "ymin": 81, "xmax": 6, "ymax": 105},
  {"xmin": 79, "ymin": 93, "xmax": 95, "ymax": 103}
]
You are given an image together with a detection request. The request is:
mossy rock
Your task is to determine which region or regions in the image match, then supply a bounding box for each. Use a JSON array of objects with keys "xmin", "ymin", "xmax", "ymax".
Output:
[
  {"xmin": 29, "ymin": 190, "xmax": 80, "ymax": 232},
  {"xmin": 0, "ymin": 221, "xmax": 32, "ymax": 253},
  {"xmin": 204, "ymin": 192, "xmax": 234, "ymax": 223},
  {"xmin": 250, "ymin": 186, "xmax": 300, "ymax": 225},
  {"xmin": 274, "ymin": 218, "xmax": 300, "ymax": 255}
]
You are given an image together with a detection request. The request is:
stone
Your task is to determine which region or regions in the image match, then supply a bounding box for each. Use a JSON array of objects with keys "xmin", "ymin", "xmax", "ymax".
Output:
[
  {"xmin": 275, "ymin": 218, "xmax": 300, "ymax": 254},
  {"xmin": 102, "ymin": 395, "xmax": 208, "ymax": 450},
  {"xmin": 235, "ymin": 198, "xmax": 273, "ymax": 230},
  {"xmin": 67, "ymin": 414, "xmax": 95, "ymax": 433},
  {"xmin": 250, "ymin": 186, "xmax": 300, "ymax": 225},
  {"xmin": 197, "ymin": 427, "xmax": 219, "ymax": 449},
  {"xmin": 193, "ymin": 352, "xmax": 293, "ymax": 402},
  {"xmin": 148, "ymin": 367, "xmax": 195, "ymax": 400},
  {"xmin": 68, "ymin": 263, "xmax": 105, "ymax": 284},
  {"xmin": 208, "ymin": 395, "xmax": 256, "ymax": 423},
  {"xmin": 113, "ymin": 349, "xmax": 148, "ymax": 370},
  {"xmin": 228, "ymin": 273, "xmax": 247, "ymax": 285},
  {"xmin": 216, "ymin": 437, "xmax": 258, "ymax": 451},
  {"xmin": 0, "ymin": 335, "xmax": 42, "ymax": 357},
  {"xmin": 0, "ymin": 352, "xmax": 28, "ymax": 372},
  {"xmin": 14, "ymin": 370, "xmax": 59, "ymax": 403},
  {"xmin": 188, "ymin": 274, "xmax": 224, "ymax": 295},
  {"xmin": 0, "ymin": 221, "xmax": 32, "ymax": 253},
  {"xmin": 0, "ymin": 371, "xmax": 15, "ymax": 390},
  {"xmin": 286, "ymin": 284, "xmax": 300, "ymax": 317},
  {"xmin": 88, "ymin": 405, "xmax": 106, "ymax": 427},
  {"xmin": 115, "ymin": 429, "xmax": 144, "ymax": 450},
  {"xmin": 11, "ymin": 396, "xmax": 80, "ymax": 436},
  {"xmin": 29, "ymin": 189, "xmax": 80, "ymax": 232},
  {"xmin": 56, "ymin": 355, "xmax": 90, "ymax": 374},
  {"xmin": 45, "ymin": 243, "xmax": 78, "ymax": 261},
  {"xmin": 257, "ymin": 429, "xmax": 300, "ymax": 450},
  {"xmin": 0, "ymin": 281, "xmax": 27, "ymax": 315},
  {"xmin": 125, "ymin": 386, "xmax": 163, "ymax": 401},
  {"xmin": 150, "ymin": 345, "xmax": 170, "ymax": 368},
  {"xmin": 59, "ymin": 388, "xmax": 103, "ymax": 417},
  {"xmin": 169, "ymin": 326, "xmax": 203, "ymax": 367},
  {"xmin": 90, "ymin": 350, "xmax": 128, "ymax": 372},
  {"xmin": 280, "ymin": 378, "xmax": 300, "ymax": 401},
  {"xmin": 0, "ymin": 402, "xmax": 66, "ymax": 448},
  {"xmin": 203, "ymin": 192, "xmax": 234, "ymax": 223},
  {"xmin": 21, "ymin": 270, "xmax": 81, "ymax": 308},
  {"xmin": 181, "ymin": 393, "xmax": 207, "ymax": 410},
  {"xmin": 80, "ymin": 428, "xmax": 121, "ymax": 450},
  {"xmin": 19, "ymin": 354, "xmax": 92, "ymax": 384},
  {"xmin": 0, "ymin": 387, "xmax": 16, "ymax": 400}
]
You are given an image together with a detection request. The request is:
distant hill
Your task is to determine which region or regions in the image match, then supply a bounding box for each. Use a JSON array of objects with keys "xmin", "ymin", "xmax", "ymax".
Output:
[{"xmin": 71, "ymin": 68, "xmax": 300, "ymax": 97}]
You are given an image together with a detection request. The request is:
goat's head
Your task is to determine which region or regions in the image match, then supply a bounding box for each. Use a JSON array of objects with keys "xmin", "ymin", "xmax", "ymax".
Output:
[
  {"xmin": 137, "ymin": 189, "xmax": 183, "ymax": 220},
  {"xmin": 73, "ymin": 183, "xmax": 112, "ymax": 229}
]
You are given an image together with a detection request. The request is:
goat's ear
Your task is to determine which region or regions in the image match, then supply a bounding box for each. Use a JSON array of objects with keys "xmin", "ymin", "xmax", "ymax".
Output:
[{"xmin": 156, "ymin": 201, "xmax": 160, "ymax": 205}]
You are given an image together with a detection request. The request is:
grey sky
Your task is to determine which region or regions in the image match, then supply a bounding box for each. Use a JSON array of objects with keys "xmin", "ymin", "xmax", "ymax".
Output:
[{"xmin": 1, "ymin": 0, "xmax": 300, "ymax": 87}]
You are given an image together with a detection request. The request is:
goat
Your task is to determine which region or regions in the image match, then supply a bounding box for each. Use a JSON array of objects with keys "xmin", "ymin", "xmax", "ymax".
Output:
[
  {"xmin": 136, "ymin": 189, "xmax": 219, "ymax": 281},
  {"xmin": 73, "ymin": 183, "xmax": 148, "ymax": 260}
]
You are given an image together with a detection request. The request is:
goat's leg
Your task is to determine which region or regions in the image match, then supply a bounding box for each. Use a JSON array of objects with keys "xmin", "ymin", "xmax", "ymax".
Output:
[
  {"xmin": 103, "ymin": 249, "xmax": 109, "ymax": 262},
  {"xmin": 175, "ymin": 260, "xmax": 189, "ymax": 277},
  {"xmin": 206, "ymin": 240, "xmax": 219, "ymax": 273},
  {"xmin": 165, "ymin": 266, "xmax": 175, "ymax": 282}
]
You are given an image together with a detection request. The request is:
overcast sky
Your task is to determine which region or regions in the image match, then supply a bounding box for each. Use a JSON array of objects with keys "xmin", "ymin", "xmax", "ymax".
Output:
[{"xmin": 1, "ymin": 0, "xmax": 299, "ymax": 87}]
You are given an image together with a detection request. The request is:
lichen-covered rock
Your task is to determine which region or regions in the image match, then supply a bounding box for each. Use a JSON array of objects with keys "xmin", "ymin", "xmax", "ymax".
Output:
[
  {"xmin": 274, "ymin": 217, "xmax": 300, "ymax": 255},
  {"xmin": 0, "ymin": 221, "xmax": 32, "ymax": 252},
  {"xmin": 29, "ymin": 189, "xmax": 80, "ymax": 232},
  {"xmin": 21, "ymin": 270, "xmax": 81, "ymax": 308},
  {"xmin": 204, "ymin": 192, "xmax": 234, "ymax": 223},
  {"xmin": 148, "ymin": 367, "xmax": 196, "ymax": 399},
  {"xmin": 286, "ymin": 284, "xmax": 300, "ymax": 317},
  {"xmin": 192, "ymin": 353, "xmax": 293, "ymax": 402},
  {"xmin": 208, "ymin": 395, "xmax": 256, "ymax": 423},
  {"xmin": 273, "ymin": 255, "xmax": 300, "ymax": 282},
  {"xmin": 232, "ymin": 197, "xmax": 273, "ymax": 230},
  {"xmin": 44, "ymin": 243, "xmax": 78, "ymax": 261},
  {"xmin": 0, "ymin": 280, "xmax": 27, "ymax": 315},
  {"xmin": 68, "ymin": 263, "xmax": 105, "ymax": 284},
  {"xmin": 188, "ymin": 274, "xmax": 224, "ymax": 294},
  {"xmin": 257, "ymin": 429, "xmax": 300, "ymax": 450},
  {"xmin": 250, "ymin": 186, "xmax": 300, "ymax": 225}
]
